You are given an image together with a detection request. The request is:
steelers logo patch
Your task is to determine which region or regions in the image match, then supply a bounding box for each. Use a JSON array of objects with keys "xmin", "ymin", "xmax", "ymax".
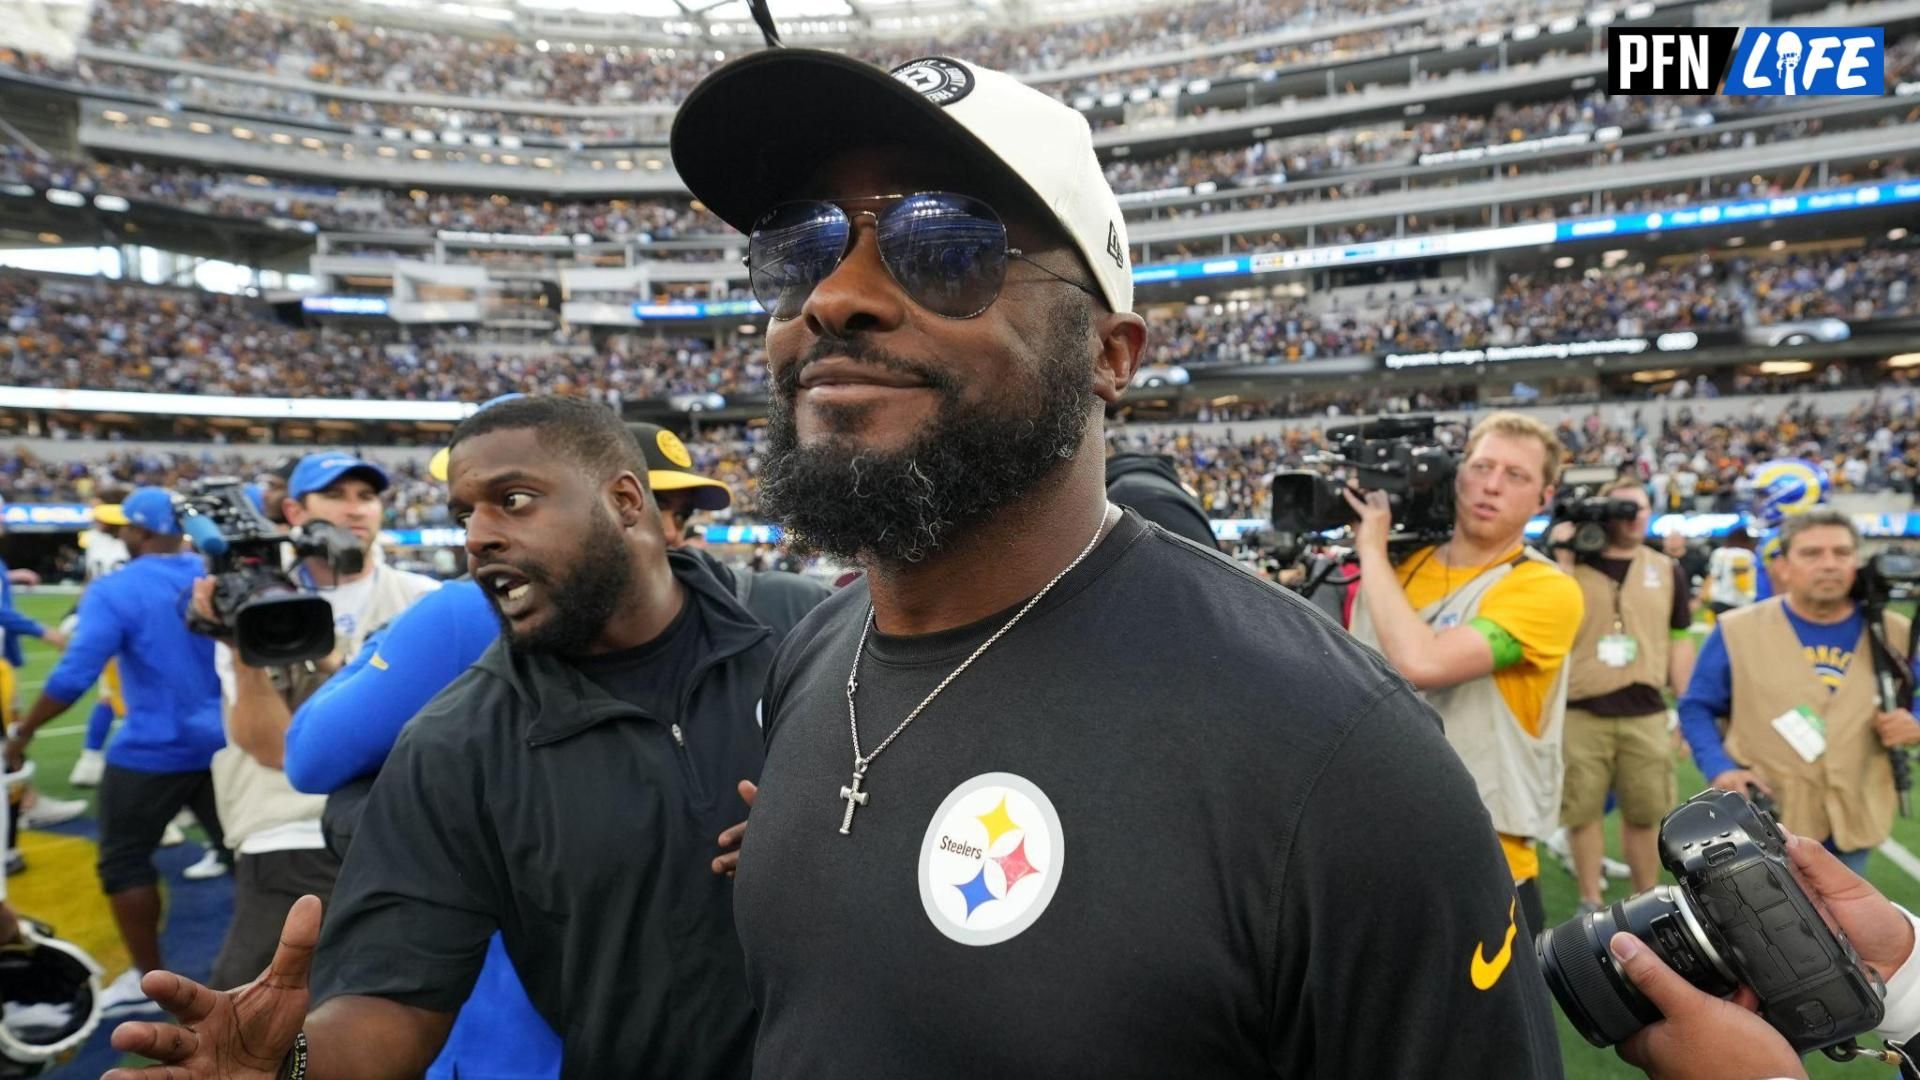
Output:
[
  {"xmin": 655, "ymin": 429, "xmax": 693, "ymax": 469},
  {"xmin": 891, "ymin": 57, "xmax": 975, "ymax": 107},
  {"xmin": 918, "ymin": 772, "xmax": 1063, "ymax": 947}
]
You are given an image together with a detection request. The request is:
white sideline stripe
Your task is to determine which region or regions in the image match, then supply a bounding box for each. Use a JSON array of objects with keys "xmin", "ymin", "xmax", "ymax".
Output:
[
  {"xmin": 1878, "ymin": 837, "xmax": 1920, "ymax": 883},
  {"xmin": 30, "ymin": 723, "xmax": 85, "ymax": 739}
]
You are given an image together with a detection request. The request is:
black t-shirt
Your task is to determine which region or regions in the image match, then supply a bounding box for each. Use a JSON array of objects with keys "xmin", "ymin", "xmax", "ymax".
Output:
[
  {"xmin": 573, "ymin": 592, "xmax": 704, "ymax": 726},
  {"xmin": 1569, "ymin": 554, "xmax": 1692, "ymax": 716},
  {"xmin": 735, "ymin": 510, "xmax": 1564, "ymax": 1080}
]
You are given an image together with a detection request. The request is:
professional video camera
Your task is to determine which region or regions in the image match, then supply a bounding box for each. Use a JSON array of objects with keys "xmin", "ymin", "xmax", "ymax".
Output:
[
  {"xmin": 1539, "ymin": 788, "xmax": 1885, "ymax": 1057},
  {"xmin": 1858, "ymin": 550, "xmax": 1920, "ymax": 817},
  {"xmin": 1549, "ymin": 465, "xmax": 1642, "ymax": 558},
  {"xmin": 1267, "ymin": 416, "xmax": 1459, "ymax": 562},
  {"xmin": 178, "ymin": 477, "xmax": 365, "ymax": 667}
]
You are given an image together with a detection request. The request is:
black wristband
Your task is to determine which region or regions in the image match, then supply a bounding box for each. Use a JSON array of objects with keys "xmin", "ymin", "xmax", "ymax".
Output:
[{"xmin": 278, "ymin": 1031, "xmax": 308, "ymax": 1080}]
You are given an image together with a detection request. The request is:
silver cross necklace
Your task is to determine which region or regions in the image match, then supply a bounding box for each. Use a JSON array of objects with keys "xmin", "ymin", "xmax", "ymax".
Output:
[{"xmin": 837, "ymin": 502, "xmax": 1116, "ymax": 835}]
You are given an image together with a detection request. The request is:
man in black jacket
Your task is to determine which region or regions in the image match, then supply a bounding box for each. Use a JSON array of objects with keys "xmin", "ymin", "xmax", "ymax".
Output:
[
  {"xmin": 104, "ymin": 396, "xmax": 812, "ymax": 1080},
  {"xmin": 1104, "ymin": 451, "xmax": 1216, "ymax": 549}
]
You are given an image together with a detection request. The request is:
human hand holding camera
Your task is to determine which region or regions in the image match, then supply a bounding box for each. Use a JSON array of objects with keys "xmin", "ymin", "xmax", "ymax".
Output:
[
  {"xmin": 1709, "ymin": 768, "xmax": 1773, "ymax": 798},
  {"xmin": 1876, "ymin": 708, "xmax": 1920, "ymax": 748},
  {"xmin": 1613, "ymin": 829, "xmax": 1916, "ymax": 1079},
  {"xmin": 1339, "ymin": 487, "xmax": 1393, "ymax": 559}
]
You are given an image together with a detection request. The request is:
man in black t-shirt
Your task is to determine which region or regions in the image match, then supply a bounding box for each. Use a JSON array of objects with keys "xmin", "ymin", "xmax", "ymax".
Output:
[{"xmin": 680, "ymin": 51, "xmax": 1564, "ymax": 1079}]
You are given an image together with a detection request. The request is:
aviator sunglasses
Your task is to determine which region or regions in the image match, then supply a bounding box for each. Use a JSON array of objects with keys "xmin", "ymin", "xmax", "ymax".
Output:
[{"xmin": 743, "ymin": 192, "xmax": 1099, "ymax": 320}]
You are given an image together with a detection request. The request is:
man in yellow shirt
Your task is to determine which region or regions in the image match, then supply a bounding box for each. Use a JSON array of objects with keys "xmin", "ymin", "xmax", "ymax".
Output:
[{"xmin": 1347, "ymin": 412, "xmax": 1584, "ymax": 938}]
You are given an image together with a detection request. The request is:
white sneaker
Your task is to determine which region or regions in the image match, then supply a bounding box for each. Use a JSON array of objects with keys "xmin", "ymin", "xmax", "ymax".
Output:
[
  {"xmin": 98, "ymin": 969, "xmax": 162, "ymax": 1017},
  {"xmin": 159, "ymin": 822, "xmax": 186, "ymax": 847},
  {"xmin": 19, "ymin": 795, "xmax": 86, "ymax": 829},
  {"xmin": 182, "ymin": 849, "xmax": 228, "ymax": 881},
  {"xmin": 67, "ymin": 749, "xmax": 105, "ymax": 788},
  {"xmin": 170, "ymin": 809, "xmax": 194, "ymax": 829},
  {"xmin": 1602, "ymin": 855, "xmax": 1633, "ymax": 880}
]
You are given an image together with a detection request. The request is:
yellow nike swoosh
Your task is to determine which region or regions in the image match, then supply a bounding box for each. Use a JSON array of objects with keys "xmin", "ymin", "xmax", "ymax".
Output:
[
  {"xmin": 1470, "ymin": 898, "xmax": 1518, "ymax": 991},
  {"xmin": 369, "ymin": 652, "xmax": 389, "ymax": 671}
]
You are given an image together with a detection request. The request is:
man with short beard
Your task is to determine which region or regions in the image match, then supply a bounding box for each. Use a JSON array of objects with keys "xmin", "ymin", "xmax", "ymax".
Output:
[
  {"xmin": 678, "ymin": 52, "xmax": 1562, "ymax": 1078},
  {"xmin": 100, "ymin": 396, "xmax": 814, "ymax": 1080}
]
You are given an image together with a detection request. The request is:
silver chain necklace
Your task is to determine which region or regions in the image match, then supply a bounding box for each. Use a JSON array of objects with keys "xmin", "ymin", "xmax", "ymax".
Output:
[{"xmin": 836, "ymin": 503, "xmax": 1116, "ymax": 835}]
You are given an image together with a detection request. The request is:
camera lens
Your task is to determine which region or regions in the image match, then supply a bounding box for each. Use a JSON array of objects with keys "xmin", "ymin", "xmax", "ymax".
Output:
[
  {"xmin": 234, "ymin": 593, "xmax": 337, "ymax": 667},
  {"xmin": 1538, "ymin": 885, "xmax": 1739, "ymax": 1047}
]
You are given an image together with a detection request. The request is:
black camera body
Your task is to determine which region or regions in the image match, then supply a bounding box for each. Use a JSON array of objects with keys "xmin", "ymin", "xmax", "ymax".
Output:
[
  {"xmin": 179, "ymin": 478, "xmax": 366, "ymax": 668},
  {"xmin": 1548, "ymin": 465, "xmax": 1643, "ymax": 557},
  {"xmin": 1540, "ymin": 788, "xmax": 1884, "ymax": 1053},
  {"xmin": 1557, "ymin": 497, "xmax": 1642, "ymax": 556},
  {"xmin": 1268, "ymin": 416, "xmax": 1458, "ymax": 555}
]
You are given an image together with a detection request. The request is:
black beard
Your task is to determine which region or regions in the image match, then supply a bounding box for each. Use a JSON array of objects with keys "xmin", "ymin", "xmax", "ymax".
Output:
[
  {"xmin": 490, "ymin": 506, "xmax": 634, "ymax": 655},
  {"xmin": 758, "ymin": 304, "xmax": 1094, "ymax": 565}
]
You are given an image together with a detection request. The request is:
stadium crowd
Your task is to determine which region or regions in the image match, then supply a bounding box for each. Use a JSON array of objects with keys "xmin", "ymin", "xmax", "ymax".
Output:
[
  {"xmin": 1, "ymin": 147, "xmax": 726, "ymax": 241},
  {"xmin": 10, "ymin": 0, "xmax": 1517, "ymax": 114},
  {"xmin": 0, "ymin": 271, "xmax": 766, "ymax": 402}
]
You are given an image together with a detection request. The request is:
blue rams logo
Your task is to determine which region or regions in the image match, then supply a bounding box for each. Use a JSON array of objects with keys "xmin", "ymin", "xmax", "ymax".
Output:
[{"xmin": 1752, "ymin": 458, "xmax": 1827, "ymax": 527}]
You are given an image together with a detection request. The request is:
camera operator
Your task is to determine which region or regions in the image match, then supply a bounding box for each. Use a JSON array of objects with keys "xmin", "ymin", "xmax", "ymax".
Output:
[
  {"xmin": 1677, "ymin": 509, "xmax": 1919, "ymax": 877},
  {"xmin": 190, "ymin": 452, "xmax": 438, "ymax": 990},
  {"xmin": 1607, "ymin": 827, "xmax": 1920, "ymax": 1079},
  {"xmin": 3, "ymin": 488, "xmax": 226, "ymax": 1016},
  {"xmin": 1346, "ymin": 411, "xmax": 1585, "ymax": 937},
  {"xmin": 1547, "ymin": 479, "xmax": 1695, "ymax": 914}
]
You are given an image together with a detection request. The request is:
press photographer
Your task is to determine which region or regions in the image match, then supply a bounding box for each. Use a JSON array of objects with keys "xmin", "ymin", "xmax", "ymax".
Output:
[
  {"xmin": 185, "ymin": 453, "xmax": 438, "ymax": 990},
  {"xmin": 1547, "ymin": 477, "xmax": 1696, "ymax": 915},
  {"xmin": 1342, "ymin": 411, "xmax": 1585, "ymax": 937},
  {"xmin": 1677, "ymin": 509, "xmax": 1920, "ymax": 880}
]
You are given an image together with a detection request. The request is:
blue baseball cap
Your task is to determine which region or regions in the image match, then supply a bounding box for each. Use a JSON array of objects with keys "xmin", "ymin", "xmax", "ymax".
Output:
[
  {"xmin": 121, "ymin": 487, "xmax": 180, "ymax": 535},
  {"xmin": 289, "ymin": 453, "xmax": 391, "ymax": 501}
]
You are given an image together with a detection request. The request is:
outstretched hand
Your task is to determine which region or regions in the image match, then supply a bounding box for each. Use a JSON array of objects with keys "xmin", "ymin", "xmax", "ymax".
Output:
[{"xmin": 102, "ymin": 894, "xmax": 322, "ymax": 1079}]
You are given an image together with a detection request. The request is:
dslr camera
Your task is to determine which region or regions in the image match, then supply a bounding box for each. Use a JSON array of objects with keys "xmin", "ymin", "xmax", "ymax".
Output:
[
  {"xmin": 178, "ymin": 478, "xmax": 365, "ymax": 667},
  {"xmin": 1551, "ymin": 465, "xmax": 1643, "ymax": 558},
  {"xmin": 1267, "ymin": 416, "xmax": 1458, "ymax": 561},
  {"xmin": 1539, "ymin": 788, "xmax": 1884, "ymax": 1053}
]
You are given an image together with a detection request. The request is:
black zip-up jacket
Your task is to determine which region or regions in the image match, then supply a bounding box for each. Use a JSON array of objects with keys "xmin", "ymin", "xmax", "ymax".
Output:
[
  {"xmin": 312, "ymin": 551, "xmax": 813, "ymax": 1079},
  {"xmin": 1106, "ymin": 452, "xmax": 1217, "ymax": 549}
]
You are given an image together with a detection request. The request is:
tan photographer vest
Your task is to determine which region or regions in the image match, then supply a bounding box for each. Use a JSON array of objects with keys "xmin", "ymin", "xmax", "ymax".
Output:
[
  {"xmin": 1718, "ymin": 597, "xmax": 1910, "ymax": 851},
  {"xmin": 1350, "ymin": 547, "xmax": 1569, "ymax": 841},
  {"xmin": 1567, "ymin": 547, "xmax": 1677, "ymax": 704}
]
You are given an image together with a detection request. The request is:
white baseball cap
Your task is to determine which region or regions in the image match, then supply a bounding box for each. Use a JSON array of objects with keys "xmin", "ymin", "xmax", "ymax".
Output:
[{"xmin": 671, "ymin": 51, "xmax": 1133, "ymax": 315}]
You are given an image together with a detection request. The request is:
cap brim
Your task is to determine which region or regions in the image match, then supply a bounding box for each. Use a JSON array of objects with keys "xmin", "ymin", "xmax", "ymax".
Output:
[
  {"xmin": 429, "ymin": 447, "xmax": 452, "ymax": 484},
  {"xmin": 649, "ymin": 471, "xmax": 733, "ymax": 512},
  {"xmin": 93, "ymin": 505, "xmax": 128, "ymax": 526},
  {"xmin": 672, "ymin": 50, "xmax": 1035, "ymax": 236}
]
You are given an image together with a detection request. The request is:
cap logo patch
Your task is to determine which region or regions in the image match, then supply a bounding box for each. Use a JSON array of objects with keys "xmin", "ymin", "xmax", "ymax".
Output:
[
  {"xmin": 656, "ymin": 429, "xmax": 694, "ymax": 469},
  {"xmin": 891, "ymin": 57, "xmax": 975, "ymax": 107},
  {"xmin": 1106, "ymin": 221, "xmax": 1125, "ymax": 269}
]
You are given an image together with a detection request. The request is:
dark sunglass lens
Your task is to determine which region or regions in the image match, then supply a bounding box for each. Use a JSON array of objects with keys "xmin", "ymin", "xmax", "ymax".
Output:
[
  {"xmin": 748, "ymin": 202, "xmax": 851, "ymax": 319},
  {"xmin": 876, "ymin": 194, "xmax": 1009, "ymax": 318}
]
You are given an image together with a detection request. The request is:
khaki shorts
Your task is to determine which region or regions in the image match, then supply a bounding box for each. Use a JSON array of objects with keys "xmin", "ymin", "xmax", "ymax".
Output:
[{"xmin": 1561, "ymin": 707, "xmax": 1676, "ymax": 828}]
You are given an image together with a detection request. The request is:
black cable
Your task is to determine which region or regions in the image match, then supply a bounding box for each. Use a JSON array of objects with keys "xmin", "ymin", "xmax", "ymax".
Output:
[{"xmin": 747, "ymin": 0, "xmax": 782, "ymax": 48}]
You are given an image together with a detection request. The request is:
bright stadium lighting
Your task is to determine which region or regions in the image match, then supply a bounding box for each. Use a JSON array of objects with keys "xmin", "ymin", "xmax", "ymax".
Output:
[
  {"xmin": 1553, "ymin": 256, "xmax": 1574, "ymax": 269},
  {"xmin": 102, "ymin": 110, "xmax": 128, "ymax": 122},
  {"xmin": 269, "ymin": 132, "xmax": 293, "ymax": 144},
  {"xmin": 189, "ymin": 121, "xmax": 213, "ymax": 134},
  {"xmin": 231, "ymin": 127, "xmax": 254, "ymax": 139},
  {"xmin": 1890, "ymin": 354, "xmax": 1920, "ymax": 369},
  {"xmin": 1892, "ymin": 228, "xmax": 1910, "ymax": 241},
  {"xmin": 144, "ymin": 115, "xmax": 171, "ymax": 128}
]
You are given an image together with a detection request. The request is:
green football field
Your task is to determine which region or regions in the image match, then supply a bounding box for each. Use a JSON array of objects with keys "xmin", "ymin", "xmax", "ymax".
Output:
[{"xmin": 13, "ymin": 591, "xmax": 1920, "ymax": 1078}]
